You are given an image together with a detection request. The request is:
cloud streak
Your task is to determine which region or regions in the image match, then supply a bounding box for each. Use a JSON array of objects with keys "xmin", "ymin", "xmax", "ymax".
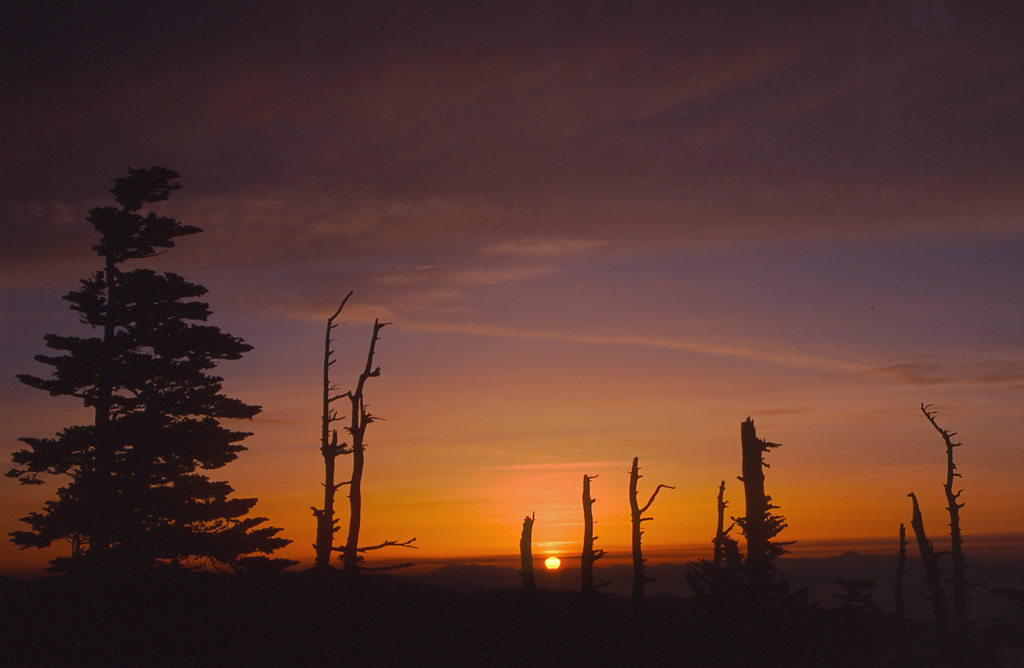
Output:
[
  {"xmin": 481, "ymin": 237, "xmax": 610, "ymax": 258},
  {"xmin": 399, "ymin": 319, "xmax": 872, "ymax": 376},
  {"xmin": 873, "ymin": 355, "xmax": 1024, "ymax": 387}
]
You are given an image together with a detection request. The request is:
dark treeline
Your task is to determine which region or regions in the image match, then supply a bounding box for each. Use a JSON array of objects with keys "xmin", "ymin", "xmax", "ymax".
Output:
[{"xmin": 6, "ymin": 169, "xmax": 1024, "ymax": 665}]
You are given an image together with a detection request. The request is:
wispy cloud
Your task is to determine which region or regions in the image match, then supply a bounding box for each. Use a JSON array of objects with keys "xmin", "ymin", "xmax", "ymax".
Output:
[
  {"xmin": 488, "ymin": 461, "xmax": 623, "ymax": 472},
  {"xmin": 399, "ymin": 320, "xmax": 871, "ymax": 375},
  {"xmin": 452, "ymin": 265, "xmax": 557, "ymax": 286},
  {"xmin": 873, "ymin": 360, "xmax": 949, "ymax": 386},
  {"xmin": 750, "ymin": 407, "xmax": 817, "ymax": 417},
  {"xmin": 481, "ymin": 237, "xmax": 610, "ymax": 258},
  {"xmin": 873, "ymin": 355, "xmax": 1024, "ymax": 387},
  {"xmin": 376, "ymin": 263, "xmax": 557, "ymax": 288}
]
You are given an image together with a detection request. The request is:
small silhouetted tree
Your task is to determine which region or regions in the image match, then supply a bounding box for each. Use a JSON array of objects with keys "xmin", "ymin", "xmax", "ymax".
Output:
[
  {"xmin": 581, "ymin": 474, "xmax": 608, "ymax": 597},
  {"xmin": 628, "ymin": 457, "xmax": 673, "ymax": 603},
  {"xmin": 338, "ymin": 318, "xmax": 415, "ymax": 573},
  {"xmin": 686, "ymin": 480, "xmax": 743, "ymax": 599},
  {"xmin": 8, "ymin": 167, "xmax": 292, "ymax": 574},
  {"xmin": 735, "ymin": 418, "xmax": 793, "ymax": 594},
  {"xmin": 311, "ymin": 292, "xmax": 352, "ymax": 573},
  {"xmin": 834, "ymin": 579, "xmax": 881, "ymax": 614},
  {"xmin": 711, "ymin": 480, "xmax": 739, "ymax": 568},
  {"xmin": 520, "ymin": 512, "xmax": 535, "ymax": 592}
]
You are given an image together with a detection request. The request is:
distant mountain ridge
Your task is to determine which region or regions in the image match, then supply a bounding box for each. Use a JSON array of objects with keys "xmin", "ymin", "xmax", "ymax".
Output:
[{"xmin": 404, "ymin": 551, "xmax": 1024, "ymax": 621}]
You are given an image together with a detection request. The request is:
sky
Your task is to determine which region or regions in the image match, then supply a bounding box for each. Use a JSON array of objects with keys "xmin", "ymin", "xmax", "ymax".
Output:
[{"xmin": 2, "ymin": 1, "xmax": 1023, "ymax": 575}]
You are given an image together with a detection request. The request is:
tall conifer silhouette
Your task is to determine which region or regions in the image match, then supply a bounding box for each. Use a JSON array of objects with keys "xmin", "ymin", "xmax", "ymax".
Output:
[{"xmin": 8, "ymin": 167, "xmax": 291, "ymax": 573}]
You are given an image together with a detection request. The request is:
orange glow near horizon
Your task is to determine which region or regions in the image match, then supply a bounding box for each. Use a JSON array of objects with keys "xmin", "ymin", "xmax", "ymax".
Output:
[
  {"xmin": 4, "ymin": 4, "xmax": 1024, "ymax": 579},
  {"xmin": 4, "ymin": 324, "xmax": 1024, "ymax": 577}
]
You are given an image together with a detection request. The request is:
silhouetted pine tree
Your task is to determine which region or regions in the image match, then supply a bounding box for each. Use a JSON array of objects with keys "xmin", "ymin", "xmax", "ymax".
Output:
[{"xmin": 7, "ymin": 167, "xmax": 292, "ymax": 574}]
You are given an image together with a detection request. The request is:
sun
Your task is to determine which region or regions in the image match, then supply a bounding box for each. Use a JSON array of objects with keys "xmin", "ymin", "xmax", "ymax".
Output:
[{"xmin": 544, "ymin": 555, "xmax": 561, "ymax": 570}]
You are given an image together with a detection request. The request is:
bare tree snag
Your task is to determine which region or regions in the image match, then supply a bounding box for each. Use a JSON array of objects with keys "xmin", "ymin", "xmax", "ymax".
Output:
[
  {"xmin": 581, "ymin": 474, "xmax": 607, "ymax": 596},
  {"xmin": 922, "ymin": 403, "xmax": 968, "ymax": 632},
  {"xmin": 894, "ymin": 522, "xmax": 907, "ymax": 621},
  {"xmin": 341, "ymin": 318, "xmax": 385, "ymax": 572},
  {"xmin": 520, "ymin": 513, "xmax": 536, "ymax": 592},
  {"xmin": 713, "ymin": 480, "xmax": 736, "ymax": 568},
  {"xmin": 684, "ymin": 481, "xmax": 742, "ymax": 600},
  {"xmin": 336, "ymin": 318, "xmax": 414, "ymax": 573},
  {"xmin": 908, "ymin": 492, "xmax": 951, "ymax": 631},
  {"xmin": 735, "ymin": 417, "xmax": 791, "ymax": 593},
  {"xmin": 629, "ymin": 457, "xmax": 673, "ymax": 603},
  {"xmin": 312, "ymin": 292, "xmax": 353, "ymax": 573}
]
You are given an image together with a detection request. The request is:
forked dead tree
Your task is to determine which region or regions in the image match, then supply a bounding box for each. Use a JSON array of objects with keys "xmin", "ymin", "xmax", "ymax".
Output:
[
  {"xmin": 629, "ymin": 457, "xmax": 673, "ymax": 603},
  {"xmin": 581, "ymin": 474, "xmax": 607, "ymax": 596},
  {"xmin": 520, "ymin": 513, "xmax": 536, "ymax": 592},
  {"xmin": 921, "ymin": 403, "xmax": 968, "ymax": 631},
  {"xmin": 336, "ymin": 317, "xmax": 415, "ymax": 573},
  {"xmin": 312, "ymin": 292, "xmax": 353, "ymax": 573}
]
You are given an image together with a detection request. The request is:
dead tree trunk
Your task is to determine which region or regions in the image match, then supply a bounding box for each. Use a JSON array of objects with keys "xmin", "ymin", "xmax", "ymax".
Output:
[
  {"xmin": 312, "ymin": 292, "xmax": 352, "ymax": 573},
  {"xmin": 684, "ymin": 481, "xmax": 741, "ymax": 600},
  {"xmin": 581, "ymin": 474, "xmax": 606, "ymax": 596},
  {"xmin": 908, "ymin": 492, "xmax": 950, "ymax": 631},
  {"xmin": 341, "ymin": 318, "xmax": 385, "ymax": 573},
  {"xmin": 629, "ymin": 457, "xmax": 673, "ymax": 603},
  {"xmin": 712, "ymin": 480, "xmax": 734, "ymax": 568},
  {"xmin": 520, "ymin": 513, "xmax": 536, "ymax": 592},
  {"xmin": 921, "ymin": 403, "xmax": 968, "ymax": 631},
  {"xmin": 736, "ymin": 417, "xmax": 790, "ymax": 593},
  {"xmin": 338, "ymin": 319, "xmax": 415, "ymax": 572},
  {"xmin": 893, "ymin": 522, "xmax": 907, "ymax": 621}
]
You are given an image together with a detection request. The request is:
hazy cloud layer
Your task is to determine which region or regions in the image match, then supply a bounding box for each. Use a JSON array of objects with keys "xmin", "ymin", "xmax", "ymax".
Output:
[{"xmin": 5, "ymin": 2, "xmax": 1024, "ymax": 283}]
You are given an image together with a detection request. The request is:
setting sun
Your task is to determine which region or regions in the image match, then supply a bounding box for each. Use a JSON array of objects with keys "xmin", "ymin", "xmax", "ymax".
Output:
[{"xmin": 544, "ymin": 556, "xmax": 561, "ymax": 570}]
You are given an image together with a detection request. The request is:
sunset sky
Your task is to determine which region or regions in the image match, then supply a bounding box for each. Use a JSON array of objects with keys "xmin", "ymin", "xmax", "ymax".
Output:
[{"xmin": 2, "ymin": 2, "xmax": 1023, "ymax": 575}]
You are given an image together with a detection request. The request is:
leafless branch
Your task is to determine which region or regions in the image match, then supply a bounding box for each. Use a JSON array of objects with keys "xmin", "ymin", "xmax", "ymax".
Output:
[
  {"xmin": 358, "ymin": 537, "xmax": 418, "ymax": 552},
  {"xmin": 640, "ymin": 484, "xmax": 675, "ymax": 514}
]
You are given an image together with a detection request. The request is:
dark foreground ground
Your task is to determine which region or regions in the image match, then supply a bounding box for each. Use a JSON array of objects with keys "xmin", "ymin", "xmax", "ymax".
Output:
[{"xmin": 2, "ymin": 568, "xmax": 1022, "ymax": 667}]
